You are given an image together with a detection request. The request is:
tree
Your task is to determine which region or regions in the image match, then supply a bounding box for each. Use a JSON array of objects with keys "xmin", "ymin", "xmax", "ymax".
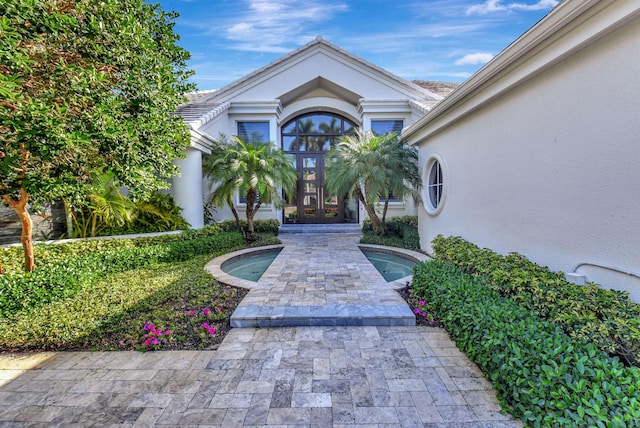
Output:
[
  {"xmin": 379, "ymin": 135, "xmax": 421, "ymax": 228},
  {"xmin": 203, "ymin": 136, "xmax": 297, "ymax": 240},
  {"xmin": 325, "ymin": 130, "xmax": 421, "ymax": 235},
  {"xmin": 0, "ymin": 0, "xmax": 194, "ymax": 271}
]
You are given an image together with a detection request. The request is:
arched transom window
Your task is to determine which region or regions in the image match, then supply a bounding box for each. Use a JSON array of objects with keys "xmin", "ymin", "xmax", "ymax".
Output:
[{"xmin": 282, "ymin": 113, "xmax": 356, "ymax": 152}]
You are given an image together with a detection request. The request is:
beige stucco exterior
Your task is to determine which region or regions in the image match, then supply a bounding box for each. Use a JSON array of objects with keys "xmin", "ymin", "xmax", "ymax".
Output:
[
  {"xmin": 404, "ymin": 0, "xmax": 640, "ymax": 300},
  {"xmin": 174, "ymin": 37, "xmax": 440, "ymax": 228}
]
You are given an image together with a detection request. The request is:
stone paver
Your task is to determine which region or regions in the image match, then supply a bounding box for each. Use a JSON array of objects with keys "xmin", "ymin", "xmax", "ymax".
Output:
[
  {"xmin": 0, "ymin": 327, "xmax": 521, "ymax": 427},
  {"xmin": 0, "ymin": 232, "xmax": 523, "ymax": 427},
  {"xmin": 222, "ymin": 234, "xmax": 427, "ymax": 327}
]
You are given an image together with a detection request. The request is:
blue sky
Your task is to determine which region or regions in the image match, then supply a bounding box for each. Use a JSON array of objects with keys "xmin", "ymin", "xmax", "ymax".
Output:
[{"xmin": 157, "ymin": 0, "xmax": 559, "ymax": 90}]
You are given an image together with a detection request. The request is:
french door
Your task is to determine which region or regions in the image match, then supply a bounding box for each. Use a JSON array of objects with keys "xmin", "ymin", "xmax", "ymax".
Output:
[{"xmin": 296, "ymin": 153, "xmax": 341, "ymax": 224}]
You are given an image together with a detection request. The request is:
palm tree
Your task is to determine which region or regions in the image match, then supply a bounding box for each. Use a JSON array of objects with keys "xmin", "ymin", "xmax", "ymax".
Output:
[
  {"xmin": 203, "ymin": 136, "xmax": 298, "ymax": 240},
  {"xmin": 67, "ymin": 170, "xmax": 135, "ymax": 238},
  {"xmin": 325, "ymin": 130, "xmax": 421, "ymax": 235},
  {"xmin": 379, "ymin": 135, "xmax": 421, "ymax": 229}
]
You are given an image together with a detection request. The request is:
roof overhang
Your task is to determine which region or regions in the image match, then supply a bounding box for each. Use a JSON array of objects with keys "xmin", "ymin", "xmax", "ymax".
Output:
[{"xmin": 402, "ymin": 0, "xmax": 639, "ymax": 145}]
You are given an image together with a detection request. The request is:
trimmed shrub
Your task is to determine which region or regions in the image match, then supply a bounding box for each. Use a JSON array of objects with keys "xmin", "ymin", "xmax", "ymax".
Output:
[
  {"xmin": 361, "ymin": 216, "xmax": 420, "ymax": 250},
  {"xmin": 431, "ymin": 235, "xmax": 640, "ymax": 366},
  {"xmin": 412, "ymin": 260, "xmax": 640, "ymax": 427},
  {"xmin": 216, "ymin": 219, "xmax": 280, "ymax": 236}
]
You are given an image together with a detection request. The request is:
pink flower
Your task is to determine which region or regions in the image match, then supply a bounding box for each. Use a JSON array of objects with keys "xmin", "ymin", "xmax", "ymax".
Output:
[
  {"xmin": 421, "ymin": 312, "xmax": 427, "ymax": 317},
  {"xmin": 153, "ymin": 339, "xmax": 160, "ymax": 345},
  {"xmin": 201, "ymin": 308, "xmax": 211, "ymax": 316},
  {"xmin": 202, "ymin": 322, "xmax": 210, "ymax": 329},
  {"xmin": 413, "ymin": 308, "xmax": 421, "ymax": 314},
  {"xmin": 419, "ymin": 301, "xmax": 426, "ymax": 306},
  {"xmin": 208, "ymin": 327, "xmax": 216, "ymax": 335},
  {"xmin": 165, "ymin": 330, "xmax": 172, "ymax": 335},
  {"xmin": 118, "ymin": 340, "xmax": 125, "ymax": 345}
]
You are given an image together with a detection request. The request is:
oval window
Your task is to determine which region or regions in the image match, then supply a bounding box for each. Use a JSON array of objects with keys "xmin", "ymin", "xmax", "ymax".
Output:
[{"xmin": 422, "ymin": 154, "xmax": 447, "ymax": 216}]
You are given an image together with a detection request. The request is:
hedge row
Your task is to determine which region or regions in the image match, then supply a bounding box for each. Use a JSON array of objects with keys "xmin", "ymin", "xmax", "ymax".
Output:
[
  {"xmin": 361, "ymin": 216, "xmax": 420, "ymax": 250},
  {"xmin": 432, "ymin": 235, "xmax": 640, "ymax": 366},
  {"xmin": 0, "ymin": 220, "xmax": 280, "ymax": 274},
  {"xmin": 412, "ymin": 260, "xmax": 640, "ymax": 427},
  {"xmin": 0, "ymin": 232, "xmax": 245, "ymax": 319}
]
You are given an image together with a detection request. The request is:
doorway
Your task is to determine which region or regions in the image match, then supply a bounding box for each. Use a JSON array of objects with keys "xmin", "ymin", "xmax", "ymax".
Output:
[{"xmin": 282, "ymin": 112, "xmax": 358, "ymax": 224}]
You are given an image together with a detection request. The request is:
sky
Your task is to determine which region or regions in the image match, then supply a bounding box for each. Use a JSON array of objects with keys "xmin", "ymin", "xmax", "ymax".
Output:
[{"xmin": 157, "ymin": 0, "xmax": 560, "ymax": 91}]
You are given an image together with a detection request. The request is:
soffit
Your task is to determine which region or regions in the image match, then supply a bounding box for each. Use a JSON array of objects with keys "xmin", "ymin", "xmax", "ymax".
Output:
[{"xmin": 278, "ymin": 77, "xmax": 361, "ymax": 108}]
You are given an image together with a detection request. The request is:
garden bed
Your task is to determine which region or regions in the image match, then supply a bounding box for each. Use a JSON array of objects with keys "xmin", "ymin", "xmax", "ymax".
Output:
[{"xmin": 0, "ymin": 223, "xmax": 279, "ymax": 352}]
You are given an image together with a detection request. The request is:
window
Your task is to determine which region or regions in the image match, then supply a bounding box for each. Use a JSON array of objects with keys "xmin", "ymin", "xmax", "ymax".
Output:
[
  {"xmin": 281, "ymin": 113, "xmax": 357, "ymax": 152},
  {"xmin": 428, "ymin": 162, "xmax": 442, "ymax": 208},
  {"xmin": 237, "ymin": 122, "xmax": 269, "ymax": 142},
  {"xmin": 371, "ymin": 120, "xmax": 403, "ymax": 136},
  {"xmin": 422, "ymin": 154, "xmax": 447, "ymax": 215}
]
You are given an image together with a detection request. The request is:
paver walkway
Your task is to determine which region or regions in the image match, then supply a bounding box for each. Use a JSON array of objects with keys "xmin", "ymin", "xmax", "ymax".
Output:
[
  {"xmin": 228, "ymin": 234, "xmax": 420, "ymax": 327},
  {"xmin": 0, "ymin": 232, "xmax": 523, "ymax": 427}
]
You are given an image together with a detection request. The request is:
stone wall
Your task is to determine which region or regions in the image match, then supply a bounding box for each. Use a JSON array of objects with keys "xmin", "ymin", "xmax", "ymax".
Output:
[{"xmin": 0, "ymin": 204, "xmax": 66, "ymax": 246}]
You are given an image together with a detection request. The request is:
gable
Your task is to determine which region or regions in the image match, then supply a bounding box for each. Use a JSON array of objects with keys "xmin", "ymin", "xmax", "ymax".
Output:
[{"xmin": 200, "ymin": 37, "xmax": 439, "ymax": 105}]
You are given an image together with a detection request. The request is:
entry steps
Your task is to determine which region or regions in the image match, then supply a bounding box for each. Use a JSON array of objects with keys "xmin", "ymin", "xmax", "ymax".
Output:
[
  {"xmin": 230, "ymin": 304, "xmax": 415, "ymax": 328},
  {"xmin": 279, "ymin": 224, "xmax": 362, "ymax": 234}
]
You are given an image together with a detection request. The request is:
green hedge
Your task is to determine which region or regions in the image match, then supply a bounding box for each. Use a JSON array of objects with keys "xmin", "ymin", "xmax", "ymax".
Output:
[
  {"xmin": 361, "ymin": 216, "xmax": 420, "ymax": 250},
  {"xmin": 0, "ymin": 232, "xmax": 245, "ymax": 319},
  {"xmin": 216, "ymin": 219, "xmax": 280, "ymax": 236},
  {"xmin": 412, "ymin": 260, "xmax": 640, "ymax": 427},
  {"xmin": 0, "ymin": 220, "xmax": 280, "ymax": 274},
  {"xmin": 432, "ymin": 235, "xmax": 640, "ymax": 366}
]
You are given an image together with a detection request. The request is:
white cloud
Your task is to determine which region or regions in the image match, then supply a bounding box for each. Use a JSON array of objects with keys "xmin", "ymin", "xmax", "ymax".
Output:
[
  {"xmin": 509, "ymin": 0, "xmax": 559, "ymax": 11},
  {"xmin": 466, "ymin": 0, "xmax": 558, "ymax": 15},
  {"xmin": 454, "ymin": 52, "xmax": 494, "ymax": 65},
  {"xmin": 223, "ymin": 0, "xmax": 349, "ymax": 52}
]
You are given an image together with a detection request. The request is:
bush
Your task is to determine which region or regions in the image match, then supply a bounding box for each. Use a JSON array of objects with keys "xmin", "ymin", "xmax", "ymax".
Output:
[
  {"xmin": 431, "ymin": 235, "xmax": 640, "ymax": 366},
  {"xmin": 361, "ymin": 216, "xmax": 420, "ymax": 250},
  {"xmin": 412, "ymin": 260, "xmax": 640, "ymax": 426},
  {"xmin": 0, "ymin": 232, "xmax": 245, "ymax": 318},
  {"xmin": 115, "ymin": 192, "xmax": 190, "ymax": 234},
  {"xmin": 216, "ymin": 219, "xmax": 280, "ymax": 236}
]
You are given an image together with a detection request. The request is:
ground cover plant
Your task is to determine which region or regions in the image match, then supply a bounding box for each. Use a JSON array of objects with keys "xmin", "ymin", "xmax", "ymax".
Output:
[
  {"xmin": 412, "ymin": 260, "xmax": 640, "ymax": 427},
  {"xmin": 431, "ymin": 235, "xmax": 640, "ymax": 366},
  {"xmin": 0, "ymin": 221, "xmax": 279, "ymax": 351},
  {"xmin": 360, "ymin": 215, "xmax": 420, "ymax": 250}
]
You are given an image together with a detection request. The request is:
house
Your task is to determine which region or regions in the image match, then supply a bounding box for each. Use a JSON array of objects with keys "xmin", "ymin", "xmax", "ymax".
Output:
[
  {"xmin": 402, "ymin": 0, "xmax": 640, "ymax": 300},
  {"xmin": 172, "ymin": 37, "xmax": 442, "ymax": 228}
]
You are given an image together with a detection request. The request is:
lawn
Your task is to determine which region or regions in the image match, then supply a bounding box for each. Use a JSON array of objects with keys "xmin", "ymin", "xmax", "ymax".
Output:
[{"xmin": 0, "ymin": 222, "xmax": 279, "ymax": 352}]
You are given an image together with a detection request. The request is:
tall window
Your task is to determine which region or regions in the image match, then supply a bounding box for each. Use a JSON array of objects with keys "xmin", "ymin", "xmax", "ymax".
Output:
[
  {"xmin": 237, "ymin": 122, "xmax": 269, "ymax": 142},
  {"xmin": 371, "ymin": 120, "xmax": 403, "ymax": 136},
  {"xmin": 372, "ymin": 120, "xmax": 404, "ymax": 202},
  {"xmin": 236, "ymin": 122, "xmax": 269, "ymax": 204}
]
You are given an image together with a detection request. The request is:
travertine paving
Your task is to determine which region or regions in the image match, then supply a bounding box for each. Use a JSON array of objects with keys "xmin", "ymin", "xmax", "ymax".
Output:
[
  {"xmin": 226, "ymin": 234, "xmax": 426, "ymax": 327},
  {"xmin": 0, "ymin": 232, "xmax": 523, "ymax": 427}
]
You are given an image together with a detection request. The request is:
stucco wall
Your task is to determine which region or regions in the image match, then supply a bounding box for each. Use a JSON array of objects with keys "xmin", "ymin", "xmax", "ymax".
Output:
[{"xmin": 417, "ymin": 18, "xmax": 640, "ymax": 299}]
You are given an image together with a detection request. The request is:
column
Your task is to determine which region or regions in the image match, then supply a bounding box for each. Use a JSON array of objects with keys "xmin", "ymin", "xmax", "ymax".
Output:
[{"xmin": 172, "ymin": 147, "xmax": 204, "ymax": 229}]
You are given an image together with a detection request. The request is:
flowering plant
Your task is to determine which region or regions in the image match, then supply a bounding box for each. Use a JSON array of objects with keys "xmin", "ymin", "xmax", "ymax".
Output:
[
  {"xmin": 141, "ymin": 321, "xmax": 172, "ymax": 349},
  {"xmin": 413, "ymin": 300, "xmax": 438, "ymax": 325}
]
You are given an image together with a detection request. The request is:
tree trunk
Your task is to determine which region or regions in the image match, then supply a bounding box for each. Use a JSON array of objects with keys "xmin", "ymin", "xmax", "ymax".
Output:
[
  {"xmin": 226, "ymin": 196, "xmax": 244, "ymax": 237},
  {"xmin": 355, "ymin": 188, "xmax": 382, "ymax": 235},
  {"xmin": 381, "ymin": 195, "xmax": 390, "ymax": 231},
  {"xmin": 245, "ymin": 188, "xmax": 258, "ymax": 242},
  {"xmin": 63, "ymin": 199, "xmax": 76, "ymax": 238},
  {"xmin": 3, "ymin": 189, "xmax": 34, "ymax": 272}
]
